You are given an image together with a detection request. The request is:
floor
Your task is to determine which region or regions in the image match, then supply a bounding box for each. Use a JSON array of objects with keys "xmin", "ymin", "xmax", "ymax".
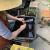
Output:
[
  {"xmin": 29, "ymin": 37, "xmax": 50, "ymax": 50},
  {"xmin": 29, "ymin": 23, "xmax": 50, "ymax": 50},
  {"xmin": 35, "ymin": 24, "xmax": 50, "ymax": 42}
]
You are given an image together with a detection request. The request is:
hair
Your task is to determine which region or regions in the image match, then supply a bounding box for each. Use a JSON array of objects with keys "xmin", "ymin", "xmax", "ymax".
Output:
[
  {"xmin": 0, "ymin": 11, "xmax": 8, "ymax": 26},
  {"xmin": 0, "ymin": 11, "xmax": 6, "ymax": 17},
  {"xmin": 0, "ymin": 11, "xmax": 7, "ymax": 21}
]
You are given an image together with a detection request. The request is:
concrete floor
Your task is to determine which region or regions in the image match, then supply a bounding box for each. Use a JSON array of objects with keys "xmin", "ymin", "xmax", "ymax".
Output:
[
  {"xmin": 30, "ymin": 37, "xmax": 50, "ymax": 50},
  {"xmin": 35, "ymin": 24, "xmax": 50, "ymax": 42},
  {"xmin": 29, "ymin": 17, "xmax": 50, "ymax": 50}
]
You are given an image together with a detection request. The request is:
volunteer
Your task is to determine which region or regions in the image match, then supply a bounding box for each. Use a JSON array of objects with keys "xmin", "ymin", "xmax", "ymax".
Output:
[{"xmin": 0, "ymin": 0, "xmax": 26, "ymax": 49}]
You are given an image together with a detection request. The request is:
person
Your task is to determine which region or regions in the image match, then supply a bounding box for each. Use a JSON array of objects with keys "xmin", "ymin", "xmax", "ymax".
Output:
[
  {"xmin": 0, "ymin": 0, "xmax": 26, "ymax": 49},
  {"xmin": 5, "ymin": 12, "xmax": 26, "ymax": 39}
]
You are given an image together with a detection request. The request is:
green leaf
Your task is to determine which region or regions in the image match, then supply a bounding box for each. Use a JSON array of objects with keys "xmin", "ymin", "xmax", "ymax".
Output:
[{"xmin": 48, "ymin": 0, "xmax": 50, "ymax": 2}]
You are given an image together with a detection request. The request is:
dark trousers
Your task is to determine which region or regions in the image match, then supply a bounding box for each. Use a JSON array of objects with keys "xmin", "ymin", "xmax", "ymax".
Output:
[{"xmin": 8, "ymin": 20, "xmax": 29, "ymax": 37}]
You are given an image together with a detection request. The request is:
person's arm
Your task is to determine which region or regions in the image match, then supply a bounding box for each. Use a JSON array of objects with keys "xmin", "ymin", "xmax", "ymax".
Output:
[
  {"xmin": 6, "ymin": 13, "xmax": 25, "ymax": 23},
  {"xmin": 6, "ymin": 13, "xmax": 18, "ymax": 20},
  {"xmin": 9, "ymin": 23, "xmax": 26, "ymax": 40}
]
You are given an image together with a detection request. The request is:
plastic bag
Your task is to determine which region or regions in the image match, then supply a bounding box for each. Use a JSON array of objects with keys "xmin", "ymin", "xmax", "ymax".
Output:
[{"xmin": 10, "ymin": 44, "xmax": 34, "ymax": 50}]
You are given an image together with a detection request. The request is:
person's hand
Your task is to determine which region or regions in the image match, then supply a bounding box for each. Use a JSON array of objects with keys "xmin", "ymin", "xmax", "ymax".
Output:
[
  {"xmin": 17, "ymin": 18, "xmax": 25, "ymax": 24},
  {"xmin": 20, "ymin": 23, "xmax": 26, "ymax": 31}
]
